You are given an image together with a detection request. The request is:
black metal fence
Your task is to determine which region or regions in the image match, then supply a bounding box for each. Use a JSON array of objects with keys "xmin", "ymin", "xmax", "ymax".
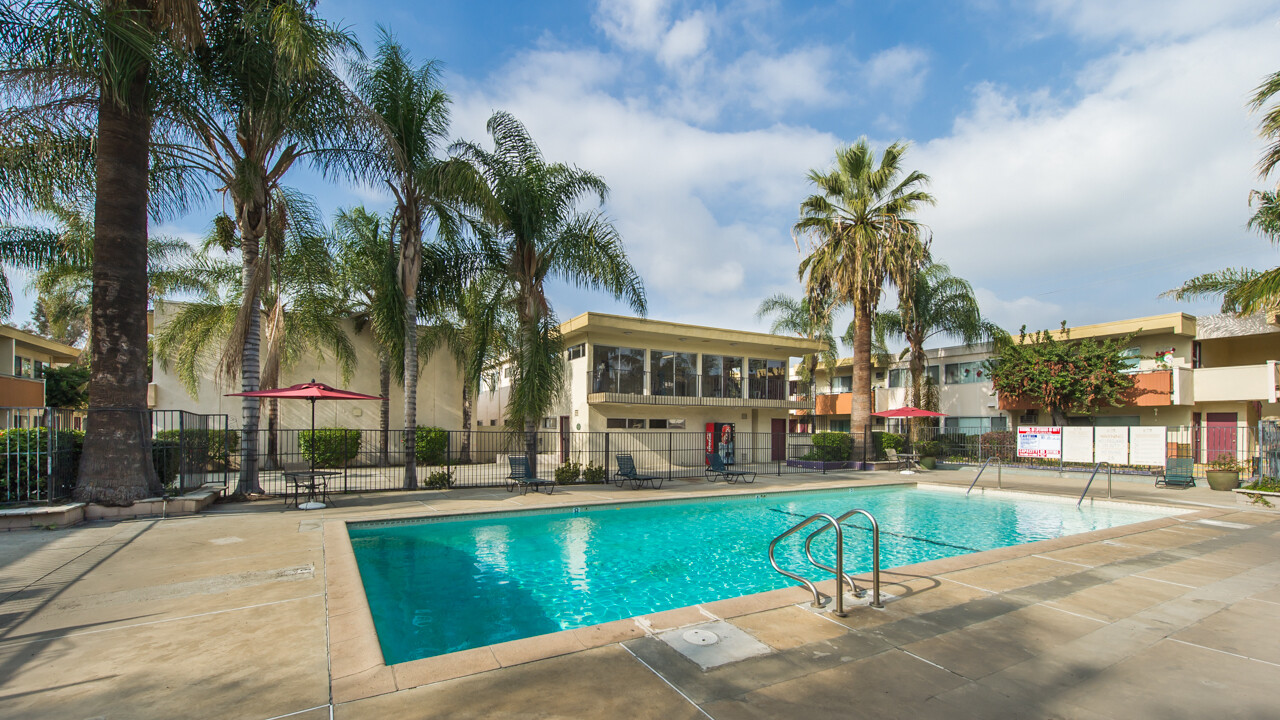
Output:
[
  {"xmin": 1, "ymin": 407, "xmax": 233, "ymax": 506},
  {"xmin": 233, "ymin": 428, "xmax": 827, "ymax": 495},
  {"xmin": 868, "ymin": 424, "xmax": 1264, "ymax": 479}
]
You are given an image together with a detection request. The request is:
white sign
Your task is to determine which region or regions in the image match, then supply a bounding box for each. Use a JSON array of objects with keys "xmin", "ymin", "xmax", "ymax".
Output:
[
  {"xmin": 1017, "ymin": 426, "xmax": 1062, "ymax": 459},
  {"xmin": 1094, "ymin": 427, "xmax": 1129, "ymax": 465},
  {"xmin": 1061, "ymin": 426, "xmax": 1094, "ymax": 463},
  {"xmin": 1129, "ymin": 426, "xmax": 1167, "ymax": 467}
]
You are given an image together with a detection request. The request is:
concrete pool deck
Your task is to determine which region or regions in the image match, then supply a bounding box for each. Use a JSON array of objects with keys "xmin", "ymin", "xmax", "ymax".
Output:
[{"xmin": 1, "ymin": 468, "xmax": 1278, "ymax": 719}]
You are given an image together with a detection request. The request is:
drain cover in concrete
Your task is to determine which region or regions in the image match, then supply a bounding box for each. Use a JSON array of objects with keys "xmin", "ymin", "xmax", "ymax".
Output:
[{"xmin": 658, "ymin": 621, "xmax": 770, "ymax": 669}]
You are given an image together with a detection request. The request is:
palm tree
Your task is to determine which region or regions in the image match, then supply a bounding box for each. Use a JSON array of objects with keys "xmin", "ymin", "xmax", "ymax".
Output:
[
  {"xmin": 0, "ymin": 0, "xmax": 204, "ymax": 504},
  {"xmin": 874, "ymin": 262, "xmax": 1005, "ymax": 436},
  {"xmin": 154, "ymin": 191, "xmax": 356, "ymax": 469},
  {"xmin": 422, "ymin": 274, "xmax": 515, "ymax": 464},
  {"xmin": 350, "ymin": 32, "xmax": 492, "ymax": 489},
  {"xmin": 332, "ymin": 206, "xmax": 402, "ymax": 465},
  {"xmin": 755, "ymin": 293, "xmax": 837, "ymax": 397},
  {"xmin": 455, "ymin": 112, "xmax": 646, "ymax": 473},
  {"xmin": 795, "ymin": 139, "xmax": 934, "ymax": 438},
  {"xmin": 164, "ymin": 0, "xmax": 358, "ymax": 494}
]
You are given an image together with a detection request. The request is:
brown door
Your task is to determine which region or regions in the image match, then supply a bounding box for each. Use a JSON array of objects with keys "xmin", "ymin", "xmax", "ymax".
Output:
[
  {"xmin": 771, "ymin": 419, "xmax": 787, "ymax": 461},
  {"xmin": 1206, "ymin": 412, "xmax": 1237, "ymax": 462},
  {"xmin": 559, "ymin": 416, "xmax": 570, "ymax": 463}
]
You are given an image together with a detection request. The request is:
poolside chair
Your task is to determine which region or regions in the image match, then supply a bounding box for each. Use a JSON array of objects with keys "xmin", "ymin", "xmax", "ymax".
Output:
[
  {"xmin": 705, "ymin": 452, "xmax": 756, "ymax": 484},
  {"xmin": 614, "ymin": 453, "xmax": 663, "ymax": 489},
  {"xmin": 506, "ymin": 456, "xmax": 555, "ymax": 495},
  {"xmin": 1155, "ymin": 457, "xmax": 1196, "ymax": 489}
]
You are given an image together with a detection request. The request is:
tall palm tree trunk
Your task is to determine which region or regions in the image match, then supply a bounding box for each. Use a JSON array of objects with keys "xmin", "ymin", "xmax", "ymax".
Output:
[
  {"xmin": 378, "ymin": 354, "xmax": 390, "ymax": 465},
  {"xmin": 76, "ymin": 78, "xmax": 162, "ymax": 505},
  {"xmin": 401, "ymin": 221, "xmax": 423, "ymax": 490},
  {"xmin": 908, "ymin": 337, "xmax": 926, "ymax": 443},
  {"xmin": 460, "ymin": 382, "xmax": 473, "ymax": 464},
  {"xmin": 236, "ymin": 201, "xmax": 266, "ymax": 494},
  {"xmin": 266, "ymin": 397, "xmax": 279, "ymax": 470},
  {"xmin": 851, "ymin": 299, "xmax": 873, "ymax": 460}
]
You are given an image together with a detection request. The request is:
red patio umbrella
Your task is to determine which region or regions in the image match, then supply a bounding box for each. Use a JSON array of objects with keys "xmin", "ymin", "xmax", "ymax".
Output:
[
  {"xmin": 226, "ymin": 380, "xmax": 385, "ymax": 478},
  {"xmin": 872, "ymin": 406, "xmax": 947, "ymax": 418}
]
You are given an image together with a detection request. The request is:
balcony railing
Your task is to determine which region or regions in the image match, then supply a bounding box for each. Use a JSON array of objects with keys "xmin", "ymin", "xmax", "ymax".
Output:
[
  {"xmin": 1193, "ymin": 362, "xmax": 1280, "ymax": 404},
  {"xmin": 587, "ymin": 370, "xmax": 814, "ymax": 409}
]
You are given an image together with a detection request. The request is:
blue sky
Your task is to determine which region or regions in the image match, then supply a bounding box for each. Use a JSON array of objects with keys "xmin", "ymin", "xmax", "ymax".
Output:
[{"xmin": 14, "ymin": 0, "xmax": 1280, "ymax": 353}]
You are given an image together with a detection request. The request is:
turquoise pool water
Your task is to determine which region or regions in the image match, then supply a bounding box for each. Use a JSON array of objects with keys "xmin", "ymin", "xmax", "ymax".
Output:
[{"xmin": 348, "ymin": 486, "xmax": 1177, "ymax": 664}]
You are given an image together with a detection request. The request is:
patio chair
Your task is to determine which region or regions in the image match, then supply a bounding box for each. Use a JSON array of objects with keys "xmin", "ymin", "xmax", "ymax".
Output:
[
  {"xmin": 614, "ymin": 453, "xmax": 663, "ymax": 489},
  {"xmin": 1155, "ymin": 457, "xmax": 1196, "ymax": 488},
  {"xmin": 506, "ymin": 456, "xmax": 555, "ymax": 495},
  {"xmin": 705, "ymin": 452, "xmax": 756, "ymax": 484}
]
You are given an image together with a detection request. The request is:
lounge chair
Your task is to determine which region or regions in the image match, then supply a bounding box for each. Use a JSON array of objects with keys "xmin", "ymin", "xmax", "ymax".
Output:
[
  {"xmin": 615, "ymin": 453, "xmax": 663, "ymax": 489},
  {"xmin": 1155, "ymin": 457, "xmax": 1196, "ymax": 488},
  {"xmin": 705, "ymin": 452, "xmax": 756, "ymax": 484},
  {"xmin": 506, "ymin": 456, "xmax": 554, "ymax": 495}
]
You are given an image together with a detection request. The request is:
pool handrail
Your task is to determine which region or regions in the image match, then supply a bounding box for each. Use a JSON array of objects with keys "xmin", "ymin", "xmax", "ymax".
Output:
[
  {"xmin": 966, "ymin": 457, "xmax": 1002, "ymax": 494},
  {"xmin": 768, "ymin": 513, "xmax": 845, "ymax": 615},
  {"xmin": 803, "ymin": 508, "xmax": 883, "ymax": 610},
  {"xmin": 1077, "ymin": 462, "xmax": 1112, "ymax": 507}
]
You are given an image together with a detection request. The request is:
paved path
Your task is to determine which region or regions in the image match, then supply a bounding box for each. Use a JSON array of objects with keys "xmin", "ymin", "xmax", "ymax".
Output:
[{"xmin": 0, "ymin": 469, "xmax": 1276, "ymax": 719}]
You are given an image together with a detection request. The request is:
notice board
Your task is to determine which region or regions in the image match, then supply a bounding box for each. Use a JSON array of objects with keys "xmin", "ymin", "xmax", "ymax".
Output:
[
  {"xmin": 1061, "ymin": 426, "xmax": 1094, "ymax": 463},
  {"xmin": 1129, "ymin": 426, "xmax": 1167, "ymax": 467},
  {"xmin": 1094, "ymin": 427, "xmax": 1129, "ymax": 465},
  {"xmin": 1017, "ymin": 426, "xmax": 1062, "ymax": 459}
]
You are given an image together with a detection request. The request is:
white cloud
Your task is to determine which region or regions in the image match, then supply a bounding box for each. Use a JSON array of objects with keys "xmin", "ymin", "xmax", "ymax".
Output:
[
  {"xmin": 594, "ymin": 0, "xmax": 672, "ymax": 53},
  {"xmin": 915, "ymin": 21, "xmax": 1280, "ymax": 330},
  {"xmin": 657, "ymin": 12, "xmax": 710, "ymax": 67},
  {"xmin": 863, "ymin": 45, "xmax": 930, "ymax": 107},
  {"xmin": 1036, "ymin": 0, "xmax": 1280, "ymax": 42},
  {"xmin": 723, "ymin": 47, "xmax": 842, "ymax": 112}
]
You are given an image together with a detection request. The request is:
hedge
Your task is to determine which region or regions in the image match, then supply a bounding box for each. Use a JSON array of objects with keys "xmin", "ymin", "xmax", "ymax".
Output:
[
  {"xmin": 803, "ymin": 432, "xmax": 852, "ymax": 462},
  {"xmin": 413, "ymin": 427, "xmax": 449, "ymax": 465},
  {"xmin": 873, "ymin": 432, "xmax": 905, "ymax": 460},
  {"xmin": 1, "ymin": 428, "xmax": 83, "ymax": 496},
  {"xmin": 300, "ymin": 428, "xmax": 361, "ymax": 467}
]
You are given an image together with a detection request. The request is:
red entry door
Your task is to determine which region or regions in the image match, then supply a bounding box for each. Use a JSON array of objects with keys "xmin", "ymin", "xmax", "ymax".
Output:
[
  {"xmin": 1206, "ymin": 412, "xmax": 1237, "ymax": 462},
  {"xmin": 771, "ymin": 419, "xmax": 787, "ymax": 461}
]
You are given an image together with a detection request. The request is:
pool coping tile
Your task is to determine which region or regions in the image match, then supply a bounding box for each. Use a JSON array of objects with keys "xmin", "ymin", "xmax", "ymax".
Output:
[{"xmin": 322, "ymin": 481, "xmax": 1209, "ymax": 701}]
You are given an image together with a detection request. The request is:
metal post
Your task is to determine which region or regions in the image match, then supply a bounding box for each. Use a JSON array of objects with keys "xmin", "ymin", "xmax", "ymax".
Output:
[
  {"xmin": 44, "ymin": 407, "xmax": 53, "ymax": 504},
  {"xmin": 668, "ymin": 431, "xmax": 673, "ymax": 483},
  {"xmin": 342, "ymin": 428, "xmax": 349, "ymax": 494},
  {"xmin": 604, "ymin": 432, "xmax": 610, "ymax": 478},
  {"xmin": 1107, "ymin": 464, "xmax": 1112, "ymax": 499},
  {"xmin": 997, "ymin": 460, "xmax": 1002, "ymax": 489}
]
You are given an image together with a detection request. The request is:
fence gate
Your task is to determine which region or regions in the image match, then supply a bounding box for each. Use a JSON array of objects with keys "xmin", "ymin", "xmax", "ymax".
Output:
[{"xmin": 1261, "ymin": 420, "xmax": 1280, "ymax": 481}]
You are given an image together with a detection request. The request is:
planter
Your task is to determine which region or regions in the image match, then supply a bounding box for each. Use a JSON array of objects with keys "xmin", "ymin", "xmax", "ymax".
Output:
[
  {"xmin": 1206, "ymin": 470, "xmax": 1241, "ymax": 491},
  {"xmin": 919, "ymin": 456, "xmax": 937, "ymax": 470},
  {"xmin": 787, "ymin": 459, "xmax": 853, "ymax": 471},
  {"xmin": 1234, "ymin": 487, "xmax": 1280, "ymax": 508}
]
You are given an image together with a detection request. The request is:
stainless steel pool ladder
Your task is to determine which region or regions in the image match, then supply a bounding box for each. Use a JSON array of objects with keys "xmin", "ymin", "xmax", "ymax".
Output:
[
  {"xmin": 768, "ymin": 509, "xmax": 883, "ymax": 617},
  {"xmin": 1077, "ymin": 462, "xmax": 1112, "ymax": 506},
  {"xmin": 966, "ymin": 457, "xmax": 1002, "ymax": 494}
]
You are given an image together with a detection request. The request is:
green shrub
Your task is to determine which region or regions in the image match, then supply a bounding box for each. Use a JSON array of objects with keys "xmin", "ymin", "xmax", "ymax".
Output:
[
  {"xmin": 413, "ymin": 427, "xmax": 448, "ymax": 465},
  {"xmin": 555, "ymin": 460, "xmax": 582, "ymax": 485},
  {"xmin": 804, "ymin": 432, "xmax": 851, "ymax": 462},
  {"xmin": 581, "ymin": 461, "xmax": 607, "ymax": 483},
  {"xmin": 300, "ymin": 428, "xmax": 361, "ymax": 468},
  {"xmin": 872, "ymin": 432, "xmax": 905, "ymax": 460},
  {"xmin": 977, "ymin": 431, "xmax": 1015, "ymax": 462},
  {"xmin": 916, "ymin": 440, "xmax": 944, "ymax": 458},
  {"xmin": 424, "ymin": 469, "xmax": 451, "ymax": 489},
  {"xmin": 1, "ymin": 428, "xmax": 83, "ymax": 497}
]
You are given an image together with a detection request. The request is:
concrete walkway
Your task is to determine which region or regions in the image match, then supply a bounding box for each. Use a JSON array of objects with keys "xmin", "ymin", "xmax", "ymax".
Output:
[{"xmin": 0, "ymin": 468, "xmax": 1276, "ymax": 719}]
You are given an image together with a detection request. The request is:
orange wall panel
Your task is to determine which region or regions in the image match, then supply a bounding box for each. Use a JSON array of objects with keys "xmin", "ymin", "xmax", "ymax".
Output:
[
  {"xmin": 0, "ymin": 376, "xmax": 44, "ymax": 407},
  {"xmin": 815, "ymin": 392, "xmax": 852, "ymax": 416}
]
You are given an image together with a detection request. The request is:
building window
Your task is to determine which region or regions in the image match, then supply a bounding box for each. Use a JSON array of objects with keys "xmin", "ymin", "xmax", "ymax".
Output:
[
  {"xmin": 33, "ymin": 360, "xmax": 46, "ymax": 379},
  {"xmin": 606, "ymin": 418, "xmax": 646, "ymax": 429},
  {"xmin": 566, "ymin": 343, "xmax": 585, "ymax": 360},
  {"xmin": 888, "ymin": 369, "xmax": 906, "ymax": 388},
  {"xmin": 476, "ymin": 421, "xmax": 483, "ymax": 428},
  {"xmin": 503, "ymin": 365, "xmax": 512, "ymax": 378},
  {"xmin": 829, "ymin": 375, "xmax": 851, "ymax": 393},
  {"xmin": 650, "ymin": 350, "xmax": 697, "ymax": 397},
  {"xmin": 828, "ymin": 419, "xmax": 851, "ymax": 433},
  {"xmin": 593, "ymin": 345, "xmax": 645, "ymax": 394},
  {"xmin": 668, "ymin": 418, "xmax": 686, "ymax": 429},
  {"xmin": 701, "ymin": 355, "xmax": 743, "ymax": 398},
  {"xmin": 1120, "ymin": 346, "xmax": 1141, "ymax": 374},
  {"xmin": 648, "ymin": 419, "xmax": 667, "ymax": 429},
  {"xmin": 748, "ymin": 359, "xmax": 786, "ymax": 400},
  {"xmin": 541, "ymin": 417, "xmax": 557, "ymax": 429},
  {"xmin": 944, "ymin": 361, "xmax": 986, "ymax": 384},
  {"xmin": 1192, "ymin": 341, "xmax": 1202, "ymax": 369},
  {"xmin": 489, "ymin": 419, "xmax": 497, "ymax": 426},
  {"xmin": 943, "ymin": 416, "xmax": 1008, "ymax": 434}
]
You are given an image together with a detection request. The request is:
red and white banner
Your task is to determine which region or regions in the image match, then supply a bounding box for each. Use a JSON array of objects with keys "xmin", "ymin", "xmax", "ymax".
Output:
[{"xmin": 1017, "ymin": 426, "xmax": 1062, "ymax": 459}]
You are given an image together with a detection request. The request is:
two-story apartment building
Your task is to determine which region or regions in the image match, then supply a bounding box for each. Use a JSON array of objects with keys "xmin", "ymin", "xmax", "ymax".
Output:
[
  {"xmin": 475, "ymin": 313, "xmax": 825, "ymax": 462},
  {"xmin": 0, "ymin": 324, "xmax": 81, "ymax": 417}
]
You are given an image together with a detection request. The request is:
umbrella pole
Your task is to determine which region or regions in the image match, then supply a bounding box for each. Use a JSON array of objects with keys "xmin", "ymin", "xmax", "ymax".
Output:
[{"xmin": 310, "ymin": 398, "xmax": 316, "ymax": 475}]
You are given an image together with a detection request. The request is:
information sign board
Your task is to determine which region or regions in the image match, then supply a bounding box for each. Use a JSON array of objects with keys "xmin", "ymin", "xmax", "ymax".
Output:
[{"xmin": 1017, "ymin": 426, "xmax": 1062, "ymax": 459}]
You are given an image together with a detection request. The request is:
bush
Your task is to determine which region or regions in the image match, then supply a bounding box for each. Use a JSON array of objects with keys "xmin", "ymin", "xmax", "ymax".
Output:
[
  {"xmin": 581, "ymin": 461, "xmax": 607, "ymax": 484},
  {"xmin": 872, "ymin": 432, "xmax": 905, "ymax": 460},
  {"xmin": 413, "ymin": 427, "xmax": 448, "ymax": 465},
  {"xmin": 555, "ymin": 460, "xmax": 582, "ymax": 485},
  {"xmin": 424, "ymin": 469, "xmax": 451, "ymax": 489},
  {"xmin": 801, "ymin": 432, "xmax": 851, "ymax": 462},
  {"xmin": 1, "ymin": 428, "xmax": 83, "ymax": 498},
  {"xmin": 917, "ymin": 440, "xmax": 944, "ymax": 458},
  {"xmin": 300, "ymin": 428, "xmax": 361, "ymax": 468},
  {"xmin": 977, "ymin": 431, "xmax": 1016, "ymax": 462}
]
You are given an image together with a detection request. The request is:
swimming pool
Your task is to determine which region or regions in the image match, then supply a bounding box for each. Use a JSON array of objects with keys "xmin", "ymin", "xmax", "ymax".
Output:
[{"xmin": 347, "ymin": 486, "xmax": 1180, "ymax": 664}]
